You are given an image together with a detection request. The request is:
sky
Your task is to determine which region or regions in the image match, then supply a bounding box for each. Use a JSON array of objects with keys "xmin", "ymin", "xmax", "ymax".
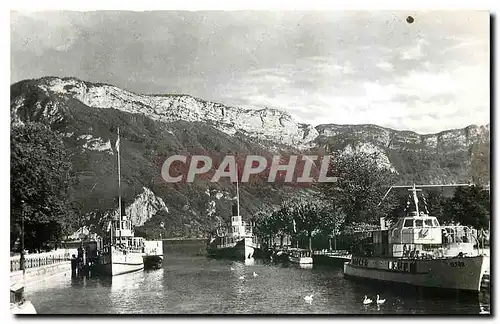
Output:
[{"xmin": 10, "ymin": 10, "xmax": 490, "ymax": 134}]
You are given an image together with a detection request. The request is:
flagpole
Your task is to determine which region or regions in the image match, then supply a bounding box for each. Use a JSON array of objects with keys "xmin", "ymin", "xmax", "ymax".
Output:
[
  {"xmin": 236, "ymin": 167, "xmax": 240, "ymax": 217},
  {"xmin": 117, "ymin": 127, "xmax": 122, "ymax": 245}
]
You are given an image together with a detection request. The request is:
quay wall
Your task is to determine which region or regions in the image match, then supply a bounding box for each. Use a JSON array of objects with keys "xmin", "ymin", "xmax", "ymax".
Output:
[
  {"xmin": 10, "ymin": 248, "xmax": 78, "ymax": 262},
  {"xmin": 162, "ymin": 238, "xmax": 207, "ymax": 256},
  {"xmin": 10, "ymin": 261, "xmax": 71, "ymax": 287}
]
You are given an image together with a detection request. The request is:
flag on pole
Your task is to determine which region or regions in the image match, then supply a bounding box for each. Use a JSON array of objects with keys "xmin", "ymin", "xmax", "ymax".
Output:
[
  {"xmin": 293, "ymin": 219, "xmax": 297, "ymax": 233},
  {"xmin": 421, "ymin": 194, "xmax": 429, "ymax": 214},
  {"xmin": 107, "ymin": 220, "xmax": 112, "ymax": 232},
  {"xmin": 403, "ymin": 194, "xmax": 411, "ymax": 212},
  {"xmin": 115, "ymin": 136, "xmax": 120, "ymax": 153}
]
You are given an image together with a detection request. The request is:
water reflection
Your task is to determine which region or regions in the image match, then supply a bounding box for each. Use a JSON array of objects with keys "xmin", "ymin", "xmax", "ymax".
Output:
[
  {"xmin": 298, "ymin": 264, "xmax": 313, "ymax": 269},
  {"xmin": 244, "ymin": 258, "xmax": 255, "ymax": 266}
]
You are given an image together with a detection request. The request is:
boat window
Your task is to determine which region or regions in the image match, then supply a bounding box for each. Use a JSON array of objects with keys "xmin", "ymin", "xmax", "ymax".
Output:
[
  {"xmin": 432, "ymin": 219, "xmax": 439, "ymax": 227},
  {"xmin": 403, "ymin": 219, "xmax": 414, "ymax": 227},
  {"xmin": 415, "ymin": 219, "xmax": 423, "ymax": 227},
  {"xmin": 424, "ymin": 219, "xmax": 433, "ymax": 227}
]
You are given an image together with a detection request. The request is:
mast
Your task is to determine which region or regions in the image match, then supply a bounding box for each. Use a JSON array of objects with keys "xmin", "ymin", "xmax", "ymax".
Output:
[
  {"xmin": 378, "ymin": 183, "xmax": 472, "ymax": 207},
  {"xmin": 236, "ymin": 167, "xmax": 240, "ymax": 217},
  {"xmin": 117, "ymin": 127, "xmax": 122, "ymax": 244},
  {"xmin": 408, "ymin": 184, "xmax": 422, "ymax": 216}
]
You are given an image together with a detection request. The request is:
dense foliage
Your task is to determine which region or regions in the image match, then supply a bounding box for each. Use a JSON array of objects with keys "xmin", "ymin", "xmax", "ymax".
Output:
[
  {"xmin": 11, "ymin": 123, "xmax": 78, "ymax": 252},
  {"xmin": 445, "ymin": 185, "xmax": 490, "ymax": 230},
  {"xmin": 320, "ymin": 151, "xmax": 399, "ymax": 226}
]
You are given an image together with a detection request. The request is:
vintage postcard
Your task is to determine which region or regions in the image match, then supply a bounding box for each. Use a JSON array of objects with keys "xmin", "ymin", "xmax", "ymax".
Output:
[{"xmin": 10, "ymin": 9, "xmax": 490, "ymax": 315}]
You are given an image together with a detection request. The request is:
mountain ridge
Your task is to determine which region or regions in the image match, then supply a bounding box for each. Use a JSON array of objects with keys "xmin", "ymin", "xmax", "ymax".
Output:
[{"xmin": 11, "ymin": 76, "xmax": 488, "ymax": 139}]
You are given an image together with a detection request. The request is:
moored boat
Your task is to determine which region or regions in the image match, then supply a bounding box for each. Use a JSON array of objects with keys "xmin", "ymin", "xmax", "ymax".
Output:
[
  {"xmin": 206, "ymin": 206, "xmax": 257, "ymax": 260},
  {"xmin": 94, "ymin": 219, "xmax": 145, "ymax": 276},
  {"xmin": 288, "ymin": 248, "xmax": 313, "ymax": 264},
  {"xmin": 143, "ymin": 240, "xmax": 164, "ymax": 270},
  {"xmin": 343, "ymin": 184, "xmax": 489, "ymax": 293},
  {"xmin": 206, "ymin": 175, "xmax": 258, "ymax": 260}
]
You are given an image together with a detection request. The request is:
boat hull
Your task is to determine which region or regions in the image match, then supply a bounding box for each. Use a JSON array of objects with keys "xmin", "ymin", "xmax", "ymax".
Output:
[
  {"xmin": 289, "ymin": 256, "xmax": 313, "ymax": 264},
  {"xmin": 206, "ymin": 237, "xmax": 254, "ymax": 260},
  {"xmin": 94, "ymin": 247, "xmax": 144, "ymax": 276},
  {"xmin": 344, "ymin": 255, "xmax": 487, "ymax": 292},
  {"xmin": 143, "ymin": 255, "xmax": 163, "ymax": 270}
]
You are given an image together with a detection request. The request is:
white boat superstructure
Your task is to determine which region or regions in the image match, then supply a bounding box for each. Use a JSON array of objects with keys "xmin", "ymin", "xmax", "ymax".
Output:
[{"xmin": 343, "ymin": 184, "xmax": 489, "ymax": 293}]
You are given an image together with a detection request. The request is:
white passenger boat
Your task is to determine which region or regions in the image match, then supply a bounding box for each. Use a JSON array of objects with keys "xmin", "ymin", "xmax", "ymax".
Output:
[
  {"xmin": 343, "ymin": 184, "xmax": 489, "ymax": 293},
  {"xmin": 206, "ymin": 172, "xmax": 258, "ymax": 261}
]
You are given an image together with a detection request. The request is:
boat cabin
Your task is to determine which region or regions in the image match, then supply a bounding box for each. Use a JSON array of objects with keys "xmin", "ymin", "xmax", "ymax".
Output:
[
  {"xmin": 110, "ymin": 214, "xmax": 144, "ymax": 252},
  {"xmin": 229, "ymin": 202, "xmax": 253, "ymax": 238},
  {"xmin": 113, "ymin": 215, "xmax": 134, "ymax": 241},
  {"xmin": 358, "ymin": 185, "xmax": 479, "ymax": 259},
  {"xmin": 386, "ymin": 211, "xmax": 443, "ymax": 257}
]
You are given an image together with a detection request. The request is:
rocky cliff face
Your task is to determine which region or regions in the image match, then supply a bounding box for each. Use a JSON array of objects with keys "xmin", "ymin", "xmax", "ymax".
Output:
[
  {"xmin": 316, "ymin": 123, "xmax": 490, "ymax": 152},
  {"xmin": 20, "ymin": 76, "xmax": 318, "ymax": 148},
  {"xmin": 125, "ymin": 187, "xmax": 169, "ymax": 226},
  {"xmin": 10, "ymin": 76, "xmax": 490, "ymax": 236}
]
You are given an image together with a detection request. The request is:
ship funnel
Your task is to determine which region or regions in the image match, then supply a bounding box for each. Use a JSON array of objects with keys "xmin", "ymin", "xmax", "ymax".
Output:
[
  {"xmin": 380, "ymin": 217, "xmax": 386, "ymax": 230},
  {"xmin": 232, "ymin": 203, "xmax": 239, "ymax": 217}
]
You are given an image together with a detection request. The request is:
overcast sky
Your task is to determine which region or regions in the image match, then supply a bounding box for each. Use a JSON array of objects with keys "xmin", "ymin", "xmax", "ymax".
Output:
[{"xmin": 11, "ymin": 11, "xmax": 489, "ymax": 134}]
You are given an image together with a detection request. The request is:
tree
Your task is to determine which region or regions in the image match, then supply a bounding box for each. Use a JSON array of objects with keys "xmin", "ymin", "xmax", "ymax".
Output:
[
  {"xmin": 253, "ymin": 212, "xmax": 274, "ymax": 247},
  {"xmin": 469, "ymin": 134, "xmax": 490, "ymax": 186},
  {"xmin": 424, "ymin": 190, "xmax": 453, "ymax": 223},
  {"xmin": 387, "ymin": 189, "xmax": 450, "ymax": 224},
  {"xmin": 289, "ymin": 200, "xmax": 325, "ymax": 251},
  {"xmin": 319, "ymin": 204, "xmax": 345, "ymax": 250},
  {"xmin": 447, "ymin": 185, "xmax": 490, "ymax": 230},
  {"xmin": 11, "ymin": 123, "xmax": 78, "ymax": 252},
  {"xmin": 320, "ymin": 151, "xmax": 399, "ymax": 227},
  {"xmin": 269, "ymin": 206, "xmax": 294, "ymax": 247}
]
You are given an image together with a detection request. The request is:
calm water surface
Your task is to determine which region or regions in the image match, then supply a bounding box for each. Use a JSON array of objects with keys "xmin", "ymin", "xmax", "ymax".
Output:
[{"xmin": 26, "ymin": 242, "xmax": 490, "ymax": 315}]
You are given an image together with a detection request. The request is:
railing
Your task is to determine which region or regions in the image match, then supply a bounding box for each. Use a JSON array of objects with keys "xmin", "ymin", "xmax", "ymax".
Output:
[
  {"xmin": 216, "ymin": 242, "xmax": 237, "ymax": 249},
  {"xmin": 313, "ymin": 249, "xmax": 351, "ymax": 256},
  {"xmin": 114, "ymin": 245, "xmax": 144, "ymax": 254},
  {"xmin": 10, "ymin": 253, "xmax": 71, "ymax": 272}
]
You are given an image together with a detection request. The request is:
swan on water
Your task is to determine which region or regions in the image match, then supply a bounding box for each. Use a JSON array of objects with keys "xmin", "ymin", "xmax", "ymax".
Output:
[
  {"xmin": 480, "ymin": 306, "xmax": 490, "ymax": 315},
  {"xmin": 376, "ymin": 295, "xmax": 386, "ymax": 305},
  {"xmin": 363, "ymin": 295, "xmax": 373, "ymax": 305},
  {"xmin": 304, "ymin": 294, "xmax": 314, "ymax": 302},
  {"xmin": 253, "ymin": 272, "xmax": 258, "ymax": 277},
  {"xmin": 239, "ymin": 275, "xmax": 245, "ymax": 280}
]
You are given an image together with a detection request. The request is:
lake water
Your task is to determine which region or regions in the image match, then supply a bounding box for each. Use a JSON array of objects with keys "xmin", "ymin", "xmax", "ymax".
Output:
[{"xmin": 26, "ymin": 242, "xmax": 491, "ymax": 315}]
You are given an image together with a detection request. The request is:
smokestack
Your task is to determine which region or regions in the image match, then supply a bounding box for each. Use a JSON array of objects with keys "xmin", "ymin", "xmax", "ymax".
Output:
[{"xmin": 380, "ymin": 217, "xmax": 386, "ymax": 230}]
